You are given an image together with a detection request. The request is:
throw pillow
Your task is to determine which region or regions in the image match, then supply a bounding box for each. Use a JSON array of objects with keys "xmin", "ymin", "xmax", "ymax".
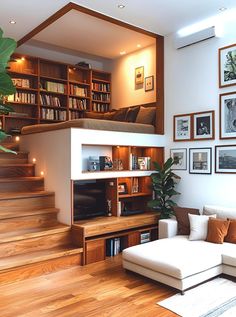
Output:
[
  {"xmin": 103, "ymin": 111, "xmax": 116, "ymax": 120},
  {"xmin": 173, "ymin": 206, "xmax": 200, "ymax": 235},
  {"xmin": 135, "ymin": 106, "xmax": 156, "ymax": 125},
  {"xmin": 112, "ymin": 108, "xmax": 129, "ymax": 121},
  {"xmin": 225, "ymin": 219, "xmax": 236, "ymax": 243},
  {"xmin": 126, "ymin": 106, "xmax": 140, "ymax": 122},
  {"xmin": 206, "ymin": 218, "xmax": 230, "ymax": 244},
  {"xmin": 188, "ymin": 213, "xmax": 216, "ymax": 241}
]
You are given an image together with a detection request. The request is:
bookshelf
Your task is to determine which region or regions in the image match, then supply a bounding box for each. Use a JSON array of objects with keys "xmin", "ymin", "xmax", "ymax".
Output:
[{"xmin": 3, "ymin": 54, "xmax": 111, "ymax": 133}]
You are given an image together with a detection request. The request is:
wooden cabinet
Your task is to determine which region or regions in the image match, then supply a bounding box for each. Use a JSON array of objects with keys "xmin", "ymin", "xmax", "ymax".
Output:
[{"xmin": 3, "ymin": 54, "xmax": 111, "ymax": 133}]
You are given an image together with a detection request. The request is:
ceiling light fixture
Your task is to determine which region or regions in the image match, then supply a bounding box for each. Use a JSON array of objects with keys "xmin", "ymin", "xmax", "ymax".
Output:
[
  {"xmin": 118, "ymin": 4, "xmax": 125, "ymax": 9},
  {"xmin": 219, "ymin": 7, "xmax": 227, "ymax": 12},
  {"xmin": 9, "ymin": 20, "xmax": 16, "ymax": 24},
  {"xmin": 120, "ymin": 51, "xmax": 126, "ymax": 55}
]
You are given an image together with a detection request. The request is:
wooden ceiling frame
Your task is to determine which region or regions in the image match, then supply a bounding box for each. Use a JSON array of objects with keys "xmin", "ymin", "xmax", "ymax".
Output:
[{"xmin": 18, "ymin": 2, "xmax": 164, "ymax": 135}]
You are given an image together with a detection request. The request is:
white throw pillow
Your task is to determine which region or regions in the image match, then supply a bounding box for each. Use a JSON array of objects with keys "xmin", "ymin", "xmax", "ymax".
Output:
[{"xmin": 188, "ymin": 213, "xmax": 216, "ymax": 241}]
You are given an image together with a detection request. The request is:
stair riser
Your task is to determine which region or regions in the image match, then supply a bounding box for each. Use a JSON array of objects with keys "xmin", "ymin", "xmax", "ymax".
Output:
[
  {"xmin": 0, "ymin": 195, "xmax": 55, "ymax": 212},
  {"xmin": 0, "ymin": 166, "xmax": 35, "ymax": 178},
  {"xmin": 0, "ymin": 214, "xmax": 58, "ymax": 232},
  {"xmin": 0, "ymin": 254, "xmax": 82, "ymax": 285},
  {"xmin": 0, "ymin": 180, "xmax": 44, "ymax": 193},
  {"xmin": 0, "ymin": 152, "xmax": 28, "ymax": 164},
  {"xmin": 0, "ymin": 143, "xmax": 19, "ymax": 151},
  {"xmin": 0, "ymin": 232, "xmax": 72, "ymax": 257}
]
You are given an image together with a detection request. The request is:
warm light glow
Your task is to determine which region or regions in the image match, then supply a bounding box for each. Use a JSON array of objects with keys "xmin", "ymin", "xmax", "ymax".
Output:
[
  {"xmin": 32, "ymin": 158, "xmax": 36, "ymax": 163},
  {"xmin": 120, "ymin": 51, "xmax": 126, "ymax": 55},
  {"xmin": 118, "ymin": 4, "xmax": 125, "ymax": 9},
  {"xmin": 40, "ymin": 171, "xmax": 44, "ymax": 176},
  {"xmin": 9, "ymin": 20, "xmax": 16, "ymax": 24},
  {"xmin": 15, "ymin": 136, "xmax": 20, "ymax": 142},
  {"xmin": 21, "ymin": 57, "xmax": 25, "ymax": 61},
  {"xmin": 137, "ymin": 44, "xmax": 141, "ymax": 48}
]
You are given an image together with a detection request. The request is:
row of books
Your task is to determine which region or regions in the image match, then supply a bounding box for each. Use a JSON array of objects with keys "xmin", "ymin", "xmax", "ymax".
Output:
[
  {"xmin": 92, "ymin": 92, "xmax": 110, "ymax": 102},
  {"xmin": 69, "ymin": 84, "xmax": 88, "ymax": 97},
  {"xmin": 129, "ymin": 154, "xmax": 151, "ymax": 170},
  {"xmin": 12, "ymin": 78, "xmax": 30, "ymax": 88},
  {"xmin": 92, "ymin": 103, "xmax": 109, "ymax": 112},
  {"xmin": 140, "ymin": 232, "xmax": 151, "ymax": 244},
  {"xmin": 41, "ymin": 108, "xmax": 67, "ymax": 121},
  {"xmin": 92, "ymin": 82, "xmax": 110, "ymax": 92},
  {"xmin": 8, "ymin": 92, "xmax": 36, "ymax": 104},
  {"xmin": 68, "ymin": 111, "xmax": 81, "ymax": 120},
  {"xmin": 106, "ymin": 238, "xmax": 122, "ymax": 256},
  {"xmin": 69, "ymin": 97, "xmax": 87, "ymax": 110},
  {"xmin": 40, "ymin": 94, "xmax": 63, "ymax": 107},
  {"xmin": 41, "ymin": 81, "xmax": 66, "ymax": 94}
]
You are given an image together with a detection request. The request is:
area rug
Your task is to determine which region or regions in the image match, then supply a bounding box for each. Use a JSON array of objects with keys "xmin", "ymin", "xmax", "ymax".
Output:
[{"xmin": 157, "ymin": 278, "xmax": 236, "ymax": 317}]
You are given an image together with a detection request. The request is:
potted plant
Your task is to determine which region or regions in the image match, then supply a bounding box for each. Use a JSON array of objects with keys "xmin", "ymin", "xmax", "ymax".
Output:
[
  {"xmin": 148, "ymin": 157, "xmax": 180, "ymax": 219},
  {"xmin": 0, "ymin": 27, "xmax": 17, "ymax": 153}
]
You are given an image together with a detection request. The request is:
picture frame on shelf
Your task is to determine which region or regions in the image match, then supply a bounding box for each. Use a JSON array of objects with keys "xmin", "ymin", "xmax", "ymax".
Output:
[
  {"xmin": 219, "ymin": 43, "xmax": 236, "ymax": 88},
  {"xmin": 173, "ymin": 114, "xmax": 192, "ymax": 141},
  {"xmin": 170, "ymin": 148, "xmax": 187, "ymax": 170},
  {"xmin": 118, "ymin": 183, "xmax": 128, "ymax": 194},
  {"xmin": 135, "ymin": 66, "xmax": 144, "ymax": 85},
  {"xmin": 189, "ymin": 148, "xmax": 212, "ymax": 174},
  {"xmin": 215, "ymin": 145, "xmax": 236, "ymax": 173},
  {"xmin": 193, "ymin": 110, "xmax": 215, "ymax": 140},
  {"xmin": 220, "ymin": 92, "xmax": 236, "ymax": 139},
  {"xmin": 145, "ymin": 75, "xmax": 154, "ymax": 91}
]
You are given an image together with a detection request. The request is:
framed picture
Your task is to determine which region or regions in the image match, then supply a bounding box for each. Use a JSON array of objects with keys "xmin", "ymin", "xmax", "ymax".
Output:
[
  {"xmin": 215, "ymin": 145, "xmax": 236, "ymax": 173},
  {"xmin": 219, "ymin": 43, "xmax": 236, "ymax": 88},
  {"xmin": 189, "ymin": 148, "xmax": 212, "ymax": 174},
  {"xmin": 135, "ymin": 66, "xmax": 144, "ymax": 85},
  {"xmin": 145, "ymin": 75, "xmax": 154, "ymax": 91},
  {"xmin": 173, "ymin": 114, "xmax": 192, "ymax": 141},
  {"xmin": 118, "ymin": 182, "xmax": 128, "ymax": 194},
  {"xmin": 220, "ymin": 92, "xmax": 236, "ymax": 139},
  {"xmin": 193, "ymin": 110, "xmax": 215, "ymax": 140},
  {"xmin": 170, "ymin": 148, "xmax": 187, "ymax": 170}
]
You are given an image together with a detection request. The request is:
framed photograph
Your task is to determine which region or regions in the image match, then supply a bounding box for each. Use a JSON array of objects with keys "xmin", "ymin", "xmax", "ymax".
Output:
[
  {"xmin": 170, "ymin": 148, "xmax": 187, "ymax": 170},
  {"xmin": 189, "ymin": 148, "xmax": 212, "ymax": 174},
  {"xmin": 118, "ymin": 182, "xmax": 128, "ymax": 194},
  {"xmin": 219, "ymin": 43, "xmax": 236, "ymax": 88},
  {"xmin": 215, "ymin": 145, "xmax": 236, "ymax": 173},
  {"xmin": 135, "ymin": 66, "xmax": 144, "ymax": 85},
  {"xmin": 173, "ymin": 114, "xmax": 192, "ymax": 141},
  {"xmin": 193, "ymin": 110, "xmax": 215, "ymax": 140},
  {"xmin": 145, "ymin": 75, "xmax": 154, "ymax": 91},
  {"xmin": 220, "ymin": 92, "xmax": 236, "ymax": 139}
]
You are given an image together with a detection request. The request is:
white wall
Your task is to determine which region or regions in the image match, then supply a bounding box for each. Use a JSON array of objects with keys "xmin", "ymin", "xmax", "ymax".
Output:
[
  {"xmin": 165, "ymin": 18, "xmax": 236, "ymax": 210},
  {"xmin": 108, "ymin": 44, "xmax": 156, "ymax": 108}
]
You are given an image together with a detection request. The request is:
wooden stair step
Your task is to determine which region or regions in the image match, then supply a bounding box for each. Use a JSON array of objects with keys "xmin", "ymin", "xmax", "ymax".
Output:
[
  {"xmin": 0, "ymin": 207, "xmax": 59, "ymax": 220},
  {"xmin": 0, "ymin": 245, "xmax": 83, "ymax": 271},
  {"xmin": 0, "ymin": 142, "xmax": 19, "ymax": 151},
  {"xmin": 0, "ymin": 191, "xmax": 55, "ymax": 212},
  {"xmin": 0, "ymin": 152, "xmax": 29, "ymax": 164},
  {"xmin": 0, "ymin": 164, "xmax": 35, "ymax": 177},
  {"xmin": 0, "ymin": 176, "xmax": 44, "ymax": 192}
]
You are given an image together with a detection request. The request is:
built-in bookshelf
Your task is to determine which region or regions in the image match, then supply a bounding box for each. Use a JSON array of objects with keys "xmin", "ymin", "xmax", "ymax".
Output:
[{"xmin": 3, "ymin": 54, "xmax": 111, "ymax": 133}]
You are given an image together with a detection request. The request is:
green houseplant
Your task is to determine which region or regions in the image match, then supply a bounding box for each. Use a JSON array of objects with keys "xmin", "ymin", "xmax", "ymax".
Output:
[
  {"xmin": 148, "ymin": 157, "xmax": 180, "ymax": 219},
  {"xmin": 0, "ymin": 27, "xmax": 17, "ymax": 153}
]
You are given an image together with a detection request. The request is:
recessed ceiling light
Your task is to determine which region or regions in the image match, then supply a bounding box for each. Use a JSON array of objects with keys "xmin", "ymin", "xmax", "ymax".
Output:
[
  {"xmin": 219, "ymin": 7, "xmax": 227, "ymax": 11},
  {"xmin": 120, "ymin": 51, "xmax": 126, "ymax": 55},
  {"xmin": 9, "ymin": 20, "xmax": 16, "ymax": 24},
  {"xmin": 137, "ymin": 44, "xmax": 141, "ymax": 48},
  {"xmin": 118, "ymin": 4, "xmax": 125, "ymax": 9}
]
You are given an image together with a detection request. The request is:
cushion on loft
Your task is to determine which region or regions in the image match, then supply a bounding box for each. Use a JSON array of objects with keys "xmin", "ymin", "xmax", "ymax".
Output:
[
  {"xmin": 225, "ymin": 219, "xmax": 236, "ymax": 243},
  {"xmin": 206, "ymin": 218, "xmax": 230, "ymax": 244},
  {"xmin": 188, "ymin": 213, "xmax": 216, "ymax": 241},
  {"xmin": 84, "ymin": 112, "xmax": 104, "ymax": 119},
  {"xmin": 103, "ymin": 111, "xmax": 116, "ymax": 120},
  {"xmin": 126, "ymin": 106, "xmax": 140, "ymax": 122},
  {"xmin": 173, "ymin": 206, "xmax": 200, "ymax": 235},
  {"xmin": 112, "ymin": 108, "xmax": 129, "ymax": 121},
  {"xmin": 135, "ymin": 106, "xmax": 156, "ymax": 125}
]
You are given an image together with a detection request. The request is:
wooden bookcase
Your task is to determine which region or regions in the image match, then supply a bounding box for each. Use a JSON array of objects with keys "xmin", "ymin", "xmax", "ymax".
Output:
[{"xmin": 2, "ymin": 54, "xmax": 111, "ymax": 133}]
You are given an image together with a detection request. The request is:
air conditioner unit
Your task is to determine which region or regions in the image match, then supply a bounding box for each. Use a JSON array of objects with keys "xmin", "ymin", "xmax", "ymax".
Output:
[{"xmin": 174, "ymin": 26, "xmax": 216, "ymax": 49}]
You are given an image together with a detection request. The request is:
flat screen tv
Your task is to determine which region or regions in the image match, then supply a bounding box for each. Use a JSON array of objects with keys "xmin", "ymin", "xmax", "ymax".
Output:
[{"xmin": 73, "ymin": 180, "xmax": 107, "ymax": 220}]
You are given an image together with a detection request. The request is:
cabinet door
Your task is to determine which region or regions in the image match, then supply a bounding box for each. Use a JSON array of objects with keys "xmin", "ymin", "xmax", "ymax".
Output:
[
  {"xmin": 85, "ymin": 240, "xmax": 105, "ymax": 264},
  {"xmin": 127, "ymin": 232, "xmax": 140, "ymax": 247}
]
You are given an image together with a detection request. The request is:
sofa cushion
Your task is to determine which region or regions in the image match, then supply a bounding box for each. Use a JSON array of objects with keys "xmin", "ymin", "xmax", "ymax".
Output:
[
  {"xmin": 135, "ymin": 106, "xmax": 156, "ymax": 125},
  {"xmin": 222, "ymin": 242, "xmax": 236, "ymax": 267},
  {"xmin": 123, "ymin": 236, "xmax": 223, "ymax": 279},
  {"xmin": 126, "ymin": 106, "xmax": 140, "ymax": 122},
  {"xmin": 206, "ymin": 218, "xmax": 230, "ymax": 244},
  {"xmin": 173, "ymin": 206, "xmax": 200, "ymax": 235},
  {"xmin": 225, "ymin": 220, "xmax": 236, "ymax": 243},
  {"xmin": 112, "ymin": 108, "xmax": 129, "ymax": 121},
  {"xmin": 189, "ymin": 214, "xmax": 216, "ymax": 241}
]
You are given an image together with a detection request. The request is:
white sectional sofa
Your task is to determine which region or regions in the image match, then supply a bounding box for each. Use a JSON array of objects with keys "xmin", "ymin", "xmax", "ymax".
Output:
[{"xmin": 122, "ymin": 205, "xmax": 236, "ymax": 293}]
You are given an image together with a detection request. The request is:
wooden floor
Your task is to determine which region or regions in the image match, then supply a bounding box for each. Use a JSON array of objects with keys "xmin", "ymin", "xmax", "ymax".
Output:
[{"xmin": 0, "ymin": 255, "xmax": 179, "ymax": 317}]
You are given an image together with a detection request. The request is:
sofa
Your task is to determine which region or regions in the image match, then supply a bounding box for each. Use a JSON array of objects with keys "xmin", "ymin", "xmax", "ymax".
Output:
[{"xmin": 122, "ymin": 205, "xmax": 236, "ymax": 293}]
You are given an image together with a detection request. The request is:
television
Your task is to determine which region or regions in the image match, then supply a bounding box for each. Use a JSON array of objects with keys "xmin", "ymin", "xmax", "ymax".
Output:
[{"xmin": 73, "ymin": 180, "xmax": 107, "ymax": 220}]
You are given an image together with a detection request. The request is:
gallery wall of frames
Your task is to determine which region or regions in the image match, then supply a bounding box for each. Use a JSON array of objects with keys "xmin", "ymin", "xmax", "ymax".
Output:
[{"xmin": 171, "ymin": 43, "xmax": 236, "ymax": 175}]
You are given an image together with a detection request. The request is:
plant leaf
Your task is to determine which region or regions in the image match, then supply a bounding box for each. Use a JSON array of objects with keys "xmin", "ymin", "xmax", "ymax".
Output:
[
  {"xmin": 0, "ymin": 73, "xmax": 16, "ymax": 96},
  {"xmin": 0, "ymin": 144, "xmax": 16, "ymax": 154},
  {"xmin": 0, "ymin": 34, "xmax": 17, "ymax": 72},
  {"xmin": 0, "ymin": 130, "xmax": 10, "ymax": 142}
]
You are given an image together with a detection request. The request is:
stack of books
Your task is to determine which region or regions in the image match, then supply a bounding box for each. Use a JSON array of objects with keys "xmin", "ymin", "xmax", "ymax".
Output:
[{"xmin": 106, "ymin": 238, "xmax": 121, "ymax": 256}]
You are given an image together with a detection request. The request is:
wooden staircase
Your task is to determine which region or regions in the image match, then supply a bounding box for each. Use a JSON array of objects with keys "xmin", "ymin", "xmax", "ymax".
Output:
[{"xmin": 0, "ymin": 141, "xmax": 82, "ymax": 284}]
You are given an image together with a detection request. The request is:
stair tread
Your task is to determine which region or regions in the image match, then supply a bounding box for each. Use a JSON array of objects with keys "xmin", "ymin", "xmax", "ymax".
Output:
[
  {"xmin": 0, "ymin": 207, "xmax": 59, "ymax": 220},
  {"xmin": 0, "ymin": 190, "xmax": 54, "ymax": 200},
  {"xmin": 0, "ymin": 224, "xmax": 70, "ymax": 243},
  {"xmin": 0, "ymin": 164, "xmax": 34, "ymax": 167},
  {"xmin": 0, "ymin": 245, "xmax": 82, "ymax": 271},
  {"xmin": 0, "ymin": 176, "xmax": 43, "ymax": 182}
]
